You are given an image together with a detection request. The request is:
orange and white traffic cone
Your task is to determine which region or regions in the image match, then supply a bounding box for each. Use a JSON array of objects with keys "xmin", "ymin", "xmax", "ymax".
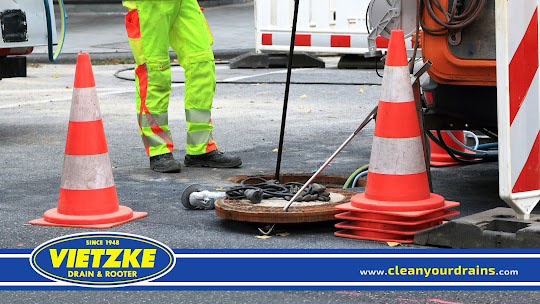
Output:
[
  {"xmin": 334, "ymin": 31, "xmax": 459, "ymax": 243},
  {"xmin": 429, "ymin": 131, "xmax": 467, "ymax": 167},
  {"xmin": 29, "ymin": 53, "xmax": 147, "ymax": 229}
]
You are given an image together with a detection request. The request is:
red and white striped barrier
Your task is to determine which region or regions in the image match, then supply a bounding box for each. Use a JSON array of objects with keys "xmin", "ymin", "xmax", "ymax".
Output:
[
  {"xmin": 254, "ymin": 0, "xmax": 415, "ymax": 55},
  {"xmin": 496, "ymin": 0, "xmax": 540, "ymax": 219}
]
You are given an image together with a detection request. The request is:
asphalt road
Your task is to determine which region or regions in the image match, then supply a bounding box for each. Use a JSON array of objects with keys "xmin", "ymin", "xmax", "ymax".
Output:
[
  {"xmin": 0, "ymin": 59, "xmax": 525, "ymax": 303},
  {"xmin": 0, "ymin": 290, "xmax": 534, "ymax": 304}
]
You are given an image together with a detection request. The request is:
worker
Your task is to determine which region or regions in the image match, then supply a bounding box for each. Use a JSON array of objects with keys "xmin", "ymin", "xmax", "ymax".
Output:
[{"xmin": 122, "ymin": 0, "xmax": 242, "ymax": 173}]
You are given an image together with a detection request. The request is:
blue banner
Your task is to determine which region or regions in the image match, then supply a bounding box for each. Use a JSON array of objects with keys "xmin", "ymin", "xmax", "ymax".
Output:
[{"xmin": 2, "ymin": 233, "xmax": 540, "ymax": 290}]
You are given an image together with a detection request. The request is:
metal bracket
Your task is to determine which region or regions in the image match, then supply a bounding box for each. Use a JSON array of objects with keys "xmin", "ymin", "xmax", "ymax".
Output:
[{"xmin": 412, "ymin": 61, "xmax": 433, "ymax": 191}]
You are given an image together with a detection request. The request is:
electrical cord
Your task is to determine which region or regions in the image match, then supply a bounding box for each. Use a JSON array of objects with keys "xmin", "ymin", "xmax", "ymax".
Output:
[
  {"xmin": 351, "ymin": 170, "xmax": 369, "ymax": 188},
  {"xmin": 43, "ymin": 0, "xmax": 66, "ymax": 62},
  {"xmin": 343, "ymin": 165, "xmax": 369, "ymax": 189},
  {"xmin": 375, "ymin": 58, "xmax": 383, "ymax": 78},
  {"xmin": 113, "ymin": 65, "xmax": 383, "ymax": 86},
  {"xmin": 463, "ymin": 130, "xmax": 480, "ymax": 150},
  {"xmin": 365, "ymin": 0, "xmax": 374, "ymax": 35}
]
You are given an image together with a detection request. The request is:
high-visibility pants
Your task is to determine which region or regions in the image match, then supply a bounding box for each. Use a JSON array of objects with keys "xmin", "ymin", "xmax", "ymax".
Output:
[{"xmin": 123, "ymin": 0, "xmax": 218, "ymax": 157}]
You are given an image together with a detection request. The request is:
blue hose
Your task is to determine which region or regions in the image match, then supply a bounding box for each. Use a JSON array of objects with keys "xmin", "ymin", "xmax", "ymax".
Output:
[
  {"xmin": 477, "ymin": 143, "xmax": 498, "ymax": 150},
  {"xmin": 43, "ymin": 0, "xmax": 66, "ymax": 62}
]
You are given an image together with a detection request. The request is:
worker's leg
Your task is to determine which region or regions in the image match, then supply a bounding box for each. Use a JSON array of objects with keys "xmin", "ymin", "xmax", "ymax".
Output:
[
  {"xmin": 168, "ymin": 0, "xmax": 241, "ymax": 168},
  {"xmin": 124, "ymin": 3, "xmax": 175, "ymax": 158},
  {"xmin": 169, "ymin": 0, "xmax": 218, "ymax": 156}
]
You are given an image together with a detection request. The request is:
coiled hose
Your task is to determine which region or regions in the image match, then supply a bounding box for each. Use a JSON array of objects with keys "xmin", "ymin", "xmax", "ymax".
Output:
[
  {"xmin": 226, "ymin": 177, "xmax": 330, "ymax": 202},
  {"xmin": 420, "ymin": 0, "xmax": 486, "ymax": 36}
]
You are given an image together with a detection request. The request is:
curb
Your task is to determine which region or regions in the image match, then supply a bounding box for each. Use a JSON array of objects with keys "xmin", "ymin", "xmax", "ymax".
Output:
[{"xmin": 27, "ymin": 49, "xmax": 253, "ymax": 64}]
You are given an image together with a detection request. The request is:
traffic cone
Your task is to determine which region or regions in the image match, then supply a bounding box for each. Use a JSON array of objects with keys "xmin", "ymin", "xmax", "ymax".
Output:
[
  {"xmin": 29, "ymin": 53, "xmax": 147, "ymax": 229},
  {"xmin": 429, "ymin": 131, "xmax": 467, "ymax": 167},
  {"xmin": 334, "ymin": 31, "xmax": 459, "ymax": 244}
]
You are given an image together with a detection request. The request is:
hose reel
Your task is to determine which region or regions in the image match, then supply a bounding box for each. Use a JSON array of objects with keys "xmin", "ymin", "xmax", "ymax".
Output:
[{"xmin": 365, "ymin": 0, "xmax": 417, "ymax": 57}]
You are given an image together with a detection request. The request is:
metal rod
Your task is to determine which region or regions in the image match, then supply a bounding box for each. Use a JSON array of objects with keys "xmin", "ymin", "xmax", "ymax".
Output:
[
  {"xmin": 283, "ymin": 106, "xmax": 378, "ymax": 211},
  {"xmin": 274, "ymin": 0, "xmax": 300, "ymax": 182},
  {"xmin": 412, "ymin": 61, "xmax": 433, "ymax": 191}
]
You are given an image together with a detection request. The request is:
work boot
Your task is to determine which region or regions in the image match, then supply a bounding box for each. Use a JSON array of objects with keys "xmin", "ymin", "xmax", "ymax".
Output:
[
  {"xmin": 184, "ymin": 150, "xmax": 242, "ymax": 168},
  {"xmin": 150, "ymin": 153, "xmax": 182, "ymax": 173}
]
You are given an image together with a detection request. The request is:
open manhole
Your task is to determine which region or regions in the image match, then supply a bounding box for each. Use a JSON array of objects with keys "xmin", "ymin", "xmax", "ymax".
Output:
[{"xmin": 216, "ymin": 174, "xmax": 357, "ymax": 223}]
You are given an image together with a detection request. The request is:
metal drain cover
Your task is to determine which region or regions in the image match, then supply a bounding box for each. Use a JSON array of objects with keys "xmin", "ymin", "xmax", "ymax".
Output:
[{"xmin": 215, "ymin": 189, "xmax": 353, "ymax": 223}]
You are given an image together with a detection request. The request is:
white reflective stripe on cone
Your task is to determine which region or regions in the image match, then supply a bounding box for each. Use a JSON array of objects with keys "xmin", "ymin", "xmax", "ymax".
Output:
[
  {"xmin": 70, "ymin": 87, "xmax": 102, "ymax": 122},
  {"xmin": 380, "ymin": 66, "xmax": 415, "ymax": 103},
  {"xmin": 60, "ymin": 154, "xmax": 115, "ymax": 190},
  {"xmin": 369, "ymin": 136, "xmax": 426, "ymax": 175}
]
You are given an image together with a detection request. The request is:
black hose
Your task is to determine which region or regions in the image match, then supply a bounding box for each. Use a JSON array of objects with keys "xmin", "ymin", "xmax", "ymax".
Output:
[
  {"xmin": 426, "ymin": 130, "xmax": 497, "ymax": 165},
  {"xmin": 225, "ymin": 177, "xmax": 329, "ymax": 202},
  {"xmin": 113, "ymin": 65, "xmax": 383, "ymax": 86},
  {"xmin": 429, "ymin": 131, "xmax": 478, "ymax": 164},
  {"xmin": 420, "ymin": 0, "xmax": 486, "ymax": 36},
  {"xmin": 375, "ymin": 58, "xmax": 383, "ymax": 78}
]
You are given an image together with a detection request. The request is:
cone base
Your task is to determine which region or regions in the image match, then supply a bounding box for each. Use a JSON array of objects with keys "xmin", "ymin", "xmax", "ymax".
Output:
[
  {"xmin": 335, "ymin": 210, "xmax": 460, "ymax": 226},
  {"xmin": 29, "ymin": 206, "xmax": 147, "ymax": 229},
  {"xmin": 338, "ymin": 200, "xmax": 459, "ymax": 218},
  {"xmin": 335, "ymin": 220, "xmax": 441, "ymax": 236},
  {"xmin": 351, "ymin": 193, "xmax": 445, "ymax": 212},
  {"xmin": 334, "ymin": 230, "xmax": 414, "ymax": 244},
  {"xmin": 334, "ymin": 199, "xmax": 459, "ymax": 244}
]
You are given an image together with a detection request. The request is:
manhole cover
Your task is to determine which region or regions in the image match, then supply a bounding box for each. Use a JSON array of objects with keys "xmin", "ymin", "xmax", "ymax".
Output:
[{"xmin": 215, "ymin": 188, "xmax": 354, "ymax": 223}]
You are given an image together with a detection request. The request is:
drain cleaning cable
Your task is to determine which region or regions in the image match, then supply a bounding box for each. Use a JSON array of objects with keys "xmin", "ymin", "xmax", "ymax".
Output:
[
  {"xmin": 282, "ymin": 105, "xmax": 378, "ymax": 212},
  {"xmin": 43, "ymin": 0, "xmax": 67, "ymax": 62}
]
